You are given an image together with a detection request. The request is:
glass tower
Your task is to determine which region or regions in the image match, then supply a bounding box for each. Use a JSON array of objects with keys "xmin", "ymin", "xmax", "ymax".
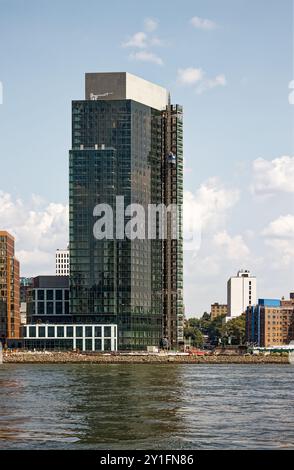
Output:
[{"xmin": 69, "ymin": 72, "xmax": 183, "ymax": 350}]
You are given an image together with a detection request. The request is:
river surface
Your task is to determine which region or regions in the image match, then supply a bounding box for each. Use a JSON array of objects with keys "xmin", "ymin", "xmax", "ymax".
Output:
[{"xmin": 0, "ymin": 364, "xmax": 293, "ymax": 449}]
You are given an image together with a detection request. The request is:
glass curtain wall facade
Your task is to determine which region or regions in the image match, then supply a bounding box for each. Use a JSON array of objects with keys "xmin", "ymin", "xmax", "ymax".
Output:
[
  {"xmin": 69, "ymin": 74, "xmax": 183, "ymax": 351},
  {"xmin": 70, "ymin": 100, "xmax": 163, "ymax": 349}
]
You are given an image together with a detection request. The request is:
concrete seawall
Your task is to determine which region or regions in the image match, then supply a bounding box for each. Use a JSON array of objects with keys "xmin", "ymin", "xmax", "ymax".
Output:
[{"xmin": 2, "ymin": 352, "xmax": 290, "ymax": 365}]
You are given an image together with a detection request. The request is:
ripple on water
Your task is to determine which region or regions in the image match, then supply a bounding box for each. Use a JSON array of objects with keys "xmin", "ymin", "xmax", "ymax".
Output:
[{"xmin": 0, "ymin": 363, "xmax": 293, "ymax": 449}]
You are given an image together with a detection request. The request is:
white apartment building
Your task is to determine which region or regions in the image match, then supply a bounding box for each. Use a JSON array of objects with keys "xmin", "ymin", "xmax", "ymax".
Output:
[
  {"xmin": 55, "ymin": 248, "xmax": 69, "ymax": 276},
  {"xmin": 227, "ymin": 270, "xmax": 257, "ymax": 319}
]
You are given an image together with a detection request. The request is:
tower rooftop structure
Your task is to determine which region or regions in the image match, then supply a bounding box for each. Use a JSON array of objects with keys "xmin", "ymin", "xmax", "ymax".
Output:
[{"xmin": 85, "ymin": 72, "xmax": 169, "ymax": 110}]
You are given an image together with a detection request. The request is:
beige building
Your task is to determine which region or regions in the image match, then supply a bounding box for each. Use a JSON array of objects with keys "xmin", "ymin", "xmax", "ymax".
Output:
[
  {"xmin": 264, "ymin": 307, "xmax": 294, "ymax": 347},
  {"xmin": 0, "ymin": 231, "xmax": 20, "ymax": 340},
  {"xmin": 246, "ymin": 296, "xmax": 294, "ymax": 347},
  {"xmin": 211, "ymin": 303, "xmax": 228, "ymax": 320}
]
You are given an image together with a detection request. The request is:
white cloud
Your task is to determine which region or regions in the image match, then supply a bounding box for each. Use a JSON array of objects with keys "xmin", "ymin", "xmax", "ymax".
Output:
[
  {"xmin": 183, "ymin": 192, "xmax": 251, "ymax": 314},
  {"xmin": 182, "ymin": 168, "xmax": 294, "ymax": 314},
  {"xmin": 195, "ymin": 74, "xmax": 227, "ymax": 94},
  {"xmin": 264, "ymin": 238, "xmax": 294, "ymax": 267},
  {"xmin": 184, "ymin": 177, "xmax": 239, "ymax": 228},
  {"xmin": 262, "ymin": 214, "xmax": 294, "ymax": 238},
  {"xmin": 177, "ymin": 67, "xmax": 226, "ymax": 93},
  {"xmin": 0, "ymin": 190, "xmax": 68, "ymax": 276},
  {"xmin": 252, "ymin": 156, "xmax": 294, "ymax": 194},
  {"xmin": 149, "ymin": 36, "xmax": 164, "ymax": 47},
  {"xmin": 122, "ymin": 19, "xmax": 165, "ymax": 64},
  {"xmin": 183, "ymin": 178, "xmax": 240, "ymax": 251},
  {"xmin": 144, "ymin": 17, "xmax": 159, "ymax": 32},
  {"xmin": 122, "ymin": 32, "xmax": 148, "ymax": 48},
  {"xmin": 190, "ymin": 16, "xmax": 217, "ymax": 31},
  {"xmin": 185, "ymin": 253, "xmax": 221, "ymax": 278},
  {"xmin": 177, "ymin": 67, "xmax": 204, "ymax": 85},
  {"xmin": 129, "ymin": 50, "xmax": 163, "ymax": 66},
  {"xmin": 213, "ymin": 231, "xmax": 250, "ymax": 260},
  {"xmin": 262, "ymin": 214, "xmax": 294, "ymax": 268},
  {"xmin": 16, "ymin": 249, "xmax": 55, "ymax": 275}
]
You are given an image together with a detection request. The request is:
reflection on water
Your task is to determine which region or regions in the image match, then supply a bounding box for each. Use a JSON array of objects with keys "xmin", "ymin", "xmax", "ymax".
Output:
[{"xmin": 0, "ymin": 364, "xmax": 293, "ymax": 449}]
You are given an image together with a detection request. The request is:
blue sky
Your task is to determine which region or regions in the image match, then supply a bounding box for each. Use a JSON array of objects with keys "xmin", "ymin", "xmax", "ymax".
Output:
[{"xmin": 0, "ymin": 0, "xmax": 293, "ymax": 315}]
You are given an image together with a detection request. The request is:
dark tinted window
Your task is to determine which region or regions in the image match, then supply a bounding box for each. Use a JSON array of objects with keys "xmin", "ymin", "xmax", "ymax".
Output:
[
  {"xmin": 46, "ymin": 302, "xmax": 54, "ymax": 315},
  {"xmin": 37, "ymin": 302, "xmax": 44, "ymax": 315},
  {"xmin": 46, "ymin": 290, "xmax": 54, "ymax": 300},
  {"xmin": 57, "ymin": 327, "xmax": 64, "ymax": 338},
  {"xmin": 95, "ymin": 326, "xmax": 102, "ymax": 337},
  {"xmin": 95, "ymin": 339, "xmax": 102, "ymax": 351},
  {"xmin": 85, "ymin": 326, "xmax": 92, "ymax": 337},
  {"xmin": 104, "ymin": 338, "xmax": 111, "ymax": 351},
  {"xmin": 56, "ymin": 302, "xmax": 63, "ymax": 315},
  {"xmin": 29, "ymin": 326, "xmax": 36, "ymax": 337},
  {"xmin": 104, "ymin": 326, "xmax": 111, "ymax": 338},
  {"xmin": 48, "ymin": 327, "xmax": 55, "ymax": 337},
  {"xmin": 39, "ymin": 327, "xmax": 46, "ymax": 338},
  {"xmin": 66, "ymin": 326, "xmax": 73, "ymax": 337},
  {"xmin": 76, "ymin": 326, "xmax": 83, "ymax": 337},
  {"xmin": 85, "ymin": 339, "xmax": 92, "ymax": 351},
  {"xmin": 37, "ymin": 290, "xmax": 44, "ymax": 301},
  {"xmin": 56, "ymin": 290, "xmax": 63, "ymax": 300}
]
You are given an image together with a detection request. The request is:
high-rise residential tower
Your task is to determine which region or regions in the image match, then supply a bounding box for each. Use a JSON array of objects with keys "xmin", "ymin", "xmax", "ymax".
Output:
[
  {"xmin": 69, "ymin": 72, "xmax": 184, "ymax": 350},
  {"xmin": 227, "ymin": 269, "xmax": 257, "ymax": 319},
  {"xmin": 0, "ymin": 231, "xmax": 20, "ymax": 342}
]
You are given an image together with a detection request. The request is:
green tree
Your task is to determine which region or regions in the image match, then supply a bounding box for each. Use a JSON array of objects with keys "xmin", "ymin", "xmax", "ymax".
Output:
[
  {"xmin": 184, "ymin": 326, "xmax": 204, "ymax": 348},
  {"xmin": 185, "ymin": 314, "xmax": 226, "ymax": 345},
  {"xmin": 205, "ymin": 315, "xmax": 225, "ymax": 344},
  {"xmin": 188, "ymin": 318, "xmax": 201, "ymax": 329},
  {"xmin": 201, "ymin": 312, "xmax": 211, "ymax": 322},
  {"xmin": 185, "ymin": 313, "xmax": 246, "ymax": 347},
  {"xmin": 221, "ymin": 315, "xmax": 246, "ymax": 345}
]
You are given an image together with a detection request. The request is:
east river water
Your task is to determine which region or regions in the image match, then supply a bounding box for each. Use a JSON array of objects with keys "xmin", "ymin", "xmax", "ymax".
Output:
[{"xmin": 0, "ymin": 364, "xmax": 293, "ymax": 449}]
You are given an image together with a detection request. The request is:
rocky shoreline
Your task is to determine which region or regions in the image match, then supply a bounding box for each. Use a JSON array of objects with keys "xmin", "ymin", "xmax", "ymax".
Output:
[{"xmin": 2, "ymin": 352, "xmax": 290, "ymax": 364}]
